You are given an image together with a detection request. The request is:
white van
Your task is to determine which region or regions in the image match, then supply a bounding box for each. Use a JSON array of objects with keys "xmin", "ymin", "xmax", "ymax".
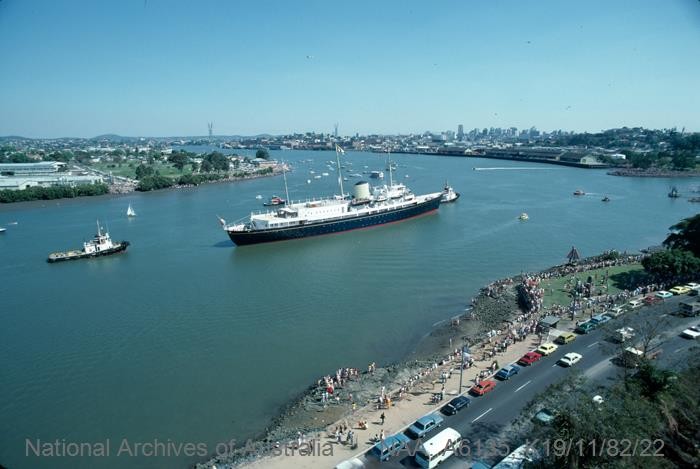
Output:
[
  {"xmin": 628, "ymin": 299, "xmax": 644, "ymax": 309},
  {"xmin": 414, "ymin": 427, "xmax": 462, "ymax": 468}
]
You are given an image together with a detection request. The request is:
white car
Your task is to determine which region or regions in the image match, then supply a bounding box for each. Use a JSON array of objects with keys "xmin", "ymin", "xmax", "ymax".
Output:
[
  {"xmin": 655, "ymin": 291, "xmax": 673, "ymax": 299},
  {"xmin": 686, "ymin": 282, "xmax": 700, "ymax": 290},
  {"xmin": 558, "ymin": 352, "xmax": 582, "ymax": 367},
  {"xmin": 681, "ymin": 328, "xmax": 700, "ymax": 340}
]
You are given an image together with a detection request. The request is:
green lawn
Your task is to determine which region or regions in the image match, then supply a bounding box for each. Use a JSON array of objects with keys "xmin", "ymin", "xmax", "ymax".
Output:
[
  {"xmin": 89, "ymin": 161, "xmax": 192, "ymax": 179},
  {"xmin": 541, "ymin": 264, "xmax": 646, "ymax": 308}
]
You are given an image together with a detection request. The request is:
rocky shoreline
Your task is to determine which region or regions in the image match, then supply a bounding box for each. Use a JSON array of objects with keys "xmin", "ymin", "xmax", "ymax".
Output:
[
  {"xmin": 607, "ymin": 168, "xmax": 700, "ymax": 178},
  {"xmin": 194, "ymin": 253, "xmax": 645, "ymax": 469}
]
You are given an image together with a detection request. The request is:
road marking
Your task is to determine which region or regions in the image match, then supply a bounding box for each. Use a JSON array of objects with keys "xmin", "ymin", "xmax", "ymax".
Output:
[
  {"xmin": 514, "ymin": 380, "xmax": 531, "ymax": 393},
  {"xmin": 660, "ymin": 314, "xmax": 668, "ymax": 318},
  {"xmin": 472, "ymin": 408, "xmax": 493, "ymax": 423},
  {"xmin": 587, "ymin": 341, "xmax": 599, "ymax": 348},
  {"xmin": 552, "ymin": 363, "xmax": 559, "ymax": 367},
  {"xmin": 674, "ymin": 348, "xmax": 683, "ymax": 353}
]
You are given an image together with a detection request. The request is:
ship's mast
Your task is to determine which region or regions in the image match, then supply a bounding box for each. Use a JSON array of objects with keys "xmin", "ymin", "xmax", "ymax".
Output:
[
  {"xmin": 96, "ymin": 220, "xmax": 102, "ymax": 237},
  {"xmin": 387, "ymin": 149, "xmax": 393, "ymax": 188},
  {"xmin": 282, "ymin": 164, "xmax": 290, "ymax": 205},
  {"xmin": 335, "ymin": 145, "xmax": 345, "ymax": 198}
]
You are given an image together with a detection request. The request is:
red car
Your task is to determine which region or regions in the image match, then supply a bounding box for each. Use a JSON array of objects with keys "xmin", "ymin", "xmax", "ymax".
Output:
[
  {"xmin": 470, "ymin": 380, "xmax": 496, "ymax": 396},
  {"xmin": 517, "ymin": 351, "xmax": 543, "ymax": 366},
  {"xmin": 643, "ymin": 295, "xmax": 662, "ymax": 305}
]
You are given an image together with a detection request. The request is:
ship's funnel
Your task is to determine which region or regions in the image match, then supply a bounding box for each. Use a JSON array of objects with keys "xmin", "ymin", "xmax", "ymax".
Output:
[{"xmin": 354, "ymin": 181, "xmax": 370, "ymax": 200}]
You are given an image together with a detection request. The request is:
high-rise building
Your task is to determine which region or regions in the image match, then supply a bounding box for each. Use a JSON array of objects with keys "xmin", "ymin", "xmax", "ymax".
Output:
[{"xmin": 457, "ymin": 124, "xmax": 464, "ymax": 141}]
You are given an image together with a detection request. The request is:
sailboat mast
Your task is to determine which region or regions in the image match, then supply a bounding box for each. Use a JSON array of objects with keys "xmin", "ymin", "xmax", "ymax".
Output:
[{"xmin": 335, "ymin": 146, "xmax": 345, "ymax": 198}]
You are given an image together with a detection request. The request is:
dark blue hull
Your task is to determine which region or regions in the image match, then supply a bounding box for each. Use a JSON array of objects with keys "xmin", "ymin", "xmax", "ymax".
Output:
[{"xmin": 227, "ymin": 195, "xmax": 441, "ymax": 246}]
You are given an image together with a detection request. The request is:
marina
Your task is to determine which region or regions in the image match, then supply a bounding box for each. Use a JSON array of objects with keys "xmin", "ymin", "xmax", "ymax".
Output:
[{"xmin": 0, "ymin": 150, "xmax": 698, "ymax": 469}]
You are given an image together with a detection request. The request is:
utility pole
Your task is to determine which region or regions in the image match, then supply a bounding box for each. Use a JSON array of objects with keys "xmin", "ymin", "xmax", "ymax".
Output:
[{"xmin": 458, "ymin": 342, "xmax": 470, "ymax": 394}]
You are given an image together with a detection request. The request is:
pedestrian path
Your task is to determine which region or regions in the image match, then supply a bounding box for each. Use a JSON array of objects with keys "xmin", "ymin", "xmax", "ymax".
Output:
[{"xmin": 243, "ymin": 335, "xmax": 543, "ymax": 469}]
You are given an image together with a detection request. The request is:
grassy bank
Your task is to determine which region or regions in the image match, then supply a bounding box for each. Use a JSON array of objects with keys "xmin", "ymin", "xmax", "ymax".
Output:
[{"xmin": 541, "ymin": 263, "xmax": 645, "ymax": 308}]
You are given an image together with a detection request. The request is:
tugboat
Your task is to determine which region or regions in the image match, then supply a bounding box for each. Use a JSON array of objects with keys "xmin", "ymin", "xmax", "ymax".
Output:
[
  {"xmin": 441, "ymin": 183, "xmax": 460, "ymax": 203},
  {"xmin": 263, "ymin": 195, "xmax": 286, "ymax": 206},
  {"xmin": 47, "ymin": 222, "xmax": 129, "ymax": 263},
  {"xmin": 668, "ymin": 187, "xmax": 680, "ymax": 198},
  {"xmin": 573, "ymin": 189, "xmax": 586, "ymax": 196}
]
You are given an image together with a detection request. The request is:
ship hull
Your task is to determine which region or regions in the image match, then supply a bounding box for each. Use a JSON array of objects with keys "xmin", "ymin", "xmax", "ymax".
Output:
[
  {"xmin": 227, "ymin": 195, "xmax": 441, "ymax": 246},
  {"xmin": 47, "ymin": 241, "xmax": 130, "ymax": 263}
]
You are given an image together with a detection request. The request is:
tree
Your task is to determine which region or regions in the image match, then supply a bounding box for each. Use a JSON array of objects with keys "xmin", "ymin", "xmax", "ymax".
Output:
[
  {"xmin": 135, "ymin": 164, "xmax": 155, "ymax": 179},
  {"xmin": 664, "ymin": 214, "xmax": 700, "ymax": 257},
  {"xmin": 168, "ymin": 152, "xmax": 189, "ymax": 171},
  {"xmin": 256, "ymin": 149, "xmax": 270, "ymax": 160},
  {"xmin": 202, "ymin": 152, "xmax": 229, "ymax": 172},
  {"xmin": 642, "ymin": 249, "xmax": 700, "ymax": 279},
  {"xmin": 200, "ymin": 160, "xmax": 213, "ymax": 173}
]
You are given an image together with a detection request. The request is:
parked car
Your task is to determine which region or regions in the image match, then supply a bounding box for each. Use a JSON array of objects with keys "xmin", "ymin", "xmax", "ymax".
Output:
[
  {"xmin": 558, "ymin": 352, "xmax": 583, "ymax": 367},
  {"xmin": 405, "ymin": 413, "xmax": 444, "ymax": 440},
  {"xmin": 469, "ymin": 380, "xmax": 496, "ymax": 396},
  {"xmin": 643, "ymin": 295, "xmax": 662, "ymax": 305},
  {"xmin": 495, "ymin": 364, "xmax": 520, "ymax": 380},
  {"xmin": 607, "ymin": 306, "xmax": 625, "ymax": 317},
  {"xmin": 681, "ymin": 328, "xmax": 700, "ymax": 340},
  {"xmin": 627, "ymin": 299, "xmax": 644, "ymax": 309},
  {"xmin": 670, "ymin": 286, "xmax": 691, "ymax": 295},
  {"xmin": 655, "ymin": 290, "xmax": 673, "ymax": 299},
  {"xmin": 370, "ymin": 433, "xmax": 411, "ymax": 461},
  {"xmin": 686, "ymin": 282, "xmax": 700, "ymax": 290},
  {"xmin": 613, "ymin": 326, "xmax": 635, "ymax": 343},
  {"xmin": 575, "ymin": 321, "xmax": 597, "ymax": 334},
  {"xmin": 440, "ymin": 396, "xmax": 471, "ymax": 416},
  {"xmin": 536, "ymin": 343, "xmax": 559, "ymax": 356},
  {"xmin": 590, "ymin": 314, "xmax": 611, "ymax": 325},
  {"xmin": 555, "ymin": 332, "xmax": 577, "ymax": 344},
  {"xmin": 517, "ymin": 351, "xmax": 543, "ymax": 366}
]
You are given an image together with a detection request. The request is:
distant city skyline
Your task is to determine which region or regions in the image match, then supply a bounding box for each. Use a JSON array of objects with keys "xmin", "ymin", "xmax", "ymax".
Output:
[{"xmin": 1, "ymin": 0, "xmax": 699, "ymax": 138}]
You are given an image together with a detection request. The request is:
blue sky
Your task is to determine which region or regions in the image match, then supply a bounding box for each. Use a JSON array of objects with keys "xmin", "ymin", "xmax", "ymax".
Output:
[{"xmin": 1, "ymin": 0, "xmax": 699, "ymax": 138}]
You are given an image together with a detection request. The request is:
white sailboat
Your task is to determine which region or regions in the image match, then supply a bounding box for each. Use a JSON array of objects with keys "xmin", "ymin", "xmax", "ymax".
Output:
[{"xmin": 127, "ymin": 204, "xmax": 136, "ymax": 217}]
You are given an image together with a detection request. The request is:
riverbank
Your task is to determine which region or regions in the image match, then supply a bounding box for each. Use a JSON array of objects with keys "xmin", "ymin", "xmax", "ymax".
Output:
[
  {"xmin": 607, "ymin": 168, "xmax": 700, "ymax": 178},
  {"xmin": 193, "ymin": 252, "xmax": 647, "ymax": 469}
]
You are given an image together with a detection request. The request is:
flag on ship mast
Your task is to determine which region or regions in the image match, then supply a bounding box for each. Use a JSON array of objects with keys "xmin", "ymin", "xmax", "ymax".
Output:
[{"xmin": 335, "ymin": 144, "xmax": 345, "ymax": 154}]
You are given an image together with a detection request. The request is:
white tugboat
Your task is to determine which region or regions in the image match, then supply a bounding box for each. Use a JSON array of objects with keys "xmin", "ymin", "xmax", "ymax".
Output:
[
  {"xmin": 47, "ymin": 221, "xmax": 129, "ymax": 263},
  {"xmin": 441, "ymin": 182, "xmax": 460, "ymax": 203}
]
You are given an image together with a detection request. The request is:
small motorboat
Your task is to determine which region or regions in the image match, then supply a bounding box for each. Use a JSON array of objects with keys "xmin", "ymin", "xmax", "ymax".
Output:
[
  {"xmin": 0, "ymin": 227, "xmax": 6, "ymax": 233},
  {"xmin": 668, "ymin": 187, "xmax": 680, "ymax": 198},
  {"xmin": 601, "ymin": 196, "xmax": 610, "ymax": 202},
  {"xmin": 263, "ymin": 196, "xmax": 286, "ymax": 206},
  {"xmin": 518, "ymin": 213, "xmax": 529, "ymax": 221},
  {"xmin": 573, "ymin": 190, "xmax": 586, "ymax": 196},
  {"xmin": 255, "ymin": 194, "xmax": 263, "ymax": 199}
]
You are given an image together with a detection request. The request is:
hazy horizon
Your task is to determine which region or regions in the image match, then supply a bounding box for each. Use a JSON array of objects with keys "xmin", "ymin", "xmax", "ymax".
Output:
[{"xmin": 1, "ymin": 0, "xmax": 699, "ymax": 138}]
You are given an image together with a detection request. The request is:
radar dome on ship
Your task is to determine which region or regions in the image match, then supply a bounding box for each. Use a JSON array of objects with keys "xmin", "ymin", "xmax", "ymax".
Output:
[{"xmin": 354, "ymin": 181, "xmax": 370, "ymax": 200}]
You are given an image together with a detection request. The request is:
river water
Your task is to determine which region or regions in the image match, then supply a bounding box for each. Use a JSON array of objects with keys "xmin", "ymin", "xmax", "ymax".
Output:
[{"xmin": 0, "ymin": 149, "xmax": 696, "ymax": 468}]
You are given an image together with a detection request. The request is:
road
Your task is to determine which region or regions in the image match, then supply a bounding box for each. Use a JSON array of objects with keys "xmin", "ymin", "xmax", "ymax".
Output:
[{"xmin": 353, "ymin": 295, "xmax": 698, "ymax": 468}]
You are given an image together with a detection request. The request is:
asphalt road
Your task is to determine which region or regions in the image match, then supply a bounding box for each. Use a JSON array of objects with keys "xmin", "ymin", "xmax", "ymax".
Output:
[{"xmin": 354, "ymin": 295, "xmax": 699, "ymax": 468}]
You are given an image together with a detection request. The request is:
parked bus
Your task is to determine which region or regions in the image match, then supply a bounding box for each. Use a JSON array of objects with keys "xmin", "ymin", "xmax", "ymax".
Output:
[{"xmin": 414, "ymin": 427, "xmax": 462, "ymax": 468}]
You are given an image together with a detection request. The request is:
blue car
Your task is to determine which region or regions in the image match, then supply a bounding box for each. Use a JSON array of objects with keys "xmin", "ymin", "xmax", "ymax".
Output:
[
  {"xmin": 370, "ymin": 433, "xmax": 411, "ymax": 461},
  {"xmin": 405, "ymin": 413, "xmax": 444, "ymax": 440},
  {"xmin": 590, "ymin": 314, "xmax": 611, "ymax": 325},
  {"xmin": 440, "ymin": 395, "xmax": 471, "ymax": 416},
  {"xmin": 495, "ymin": 364, "xmax": 520, "ymax": 380}
]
